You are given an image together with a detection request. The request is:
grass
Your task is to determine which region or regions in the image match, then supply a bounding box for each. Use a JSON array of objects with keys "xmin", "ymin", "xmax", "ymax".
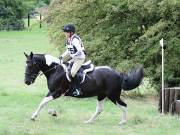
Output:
[{"xmin": 0, "ymin": 25, "xmax": 180, "ymax": 135}]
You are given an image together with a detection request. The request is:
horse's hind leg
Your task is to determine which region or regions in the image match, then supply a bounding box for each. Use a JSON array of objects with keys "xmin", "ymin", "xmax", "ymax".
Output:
[
  {"xmin": 107, "ymin": 95, "xmax": 127, "ymax": 125},
  {"xmin": 84, "ymin": 95, "xmax": 106, "ymax": 124},
  {"xmin": 116, "ymin": 99, "xmax": 127, "ymax": 125}
]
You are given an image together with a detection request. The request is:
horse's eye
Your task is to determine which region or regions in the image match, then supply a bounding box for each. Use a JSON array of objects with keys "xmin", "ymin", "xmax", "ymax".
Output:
[{"xmin": 26, "ymin": 61, "xmax": 31, "ymax": 65}]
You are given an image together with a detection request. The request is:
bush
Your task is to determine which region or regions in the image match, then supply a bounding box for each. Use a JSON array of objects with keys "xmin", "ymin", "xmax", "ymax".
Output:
[
  {"xmin": 0, "ymin": 0, "xmax": 25, "ymax": 30},
  {"xmin": 46, "ymin": 0, "xmax": 180, "ymax": 90}
]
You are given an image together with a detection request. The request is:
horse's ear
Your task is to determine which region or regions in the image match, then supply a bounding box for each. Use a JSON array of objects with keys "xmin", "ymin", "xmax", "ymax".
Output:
[
  {"xmin": 30, "ymin": 52, "xmax": 33, "ymax": 59},
  {"xmin": 24, "ymin": 52, "xmax": 28, "ymax": 58}
]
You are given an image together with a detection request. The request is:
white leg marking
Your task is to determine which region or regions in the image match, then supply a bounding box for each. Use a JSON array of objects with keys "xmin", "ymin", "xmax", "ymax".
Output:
[
  {"xmin": 31, "ymin": 96, "xmax": 54, "ymax": 120},
  {"xmin": 84, "ymin": 100, "xmax": 104, "ymax": 124},
  {"xmin": 116, "ymin": 101, "xmax": 127, "ymax": 125}
]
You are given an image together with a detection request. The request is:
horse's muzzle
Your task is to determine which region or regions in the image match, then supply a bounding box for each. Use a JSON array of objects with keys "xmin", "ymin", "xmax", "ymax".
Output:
[{"xmin": 24, "ymin": 80, "xmax": 31, "ymax": 85}]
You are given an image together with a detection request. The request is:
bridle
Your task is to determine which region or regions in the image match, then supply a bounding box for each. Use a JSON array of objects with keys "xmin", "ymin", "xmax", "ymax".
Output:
[
  {"xmin": 25, "ymin": 59, "xmax": 66, "ymax": 79},
  {"xmin": 25, "ymin": 72, "xmax": 40, "ymax": 80},
  {"xmin": 25, "ymin": 57, "xmax": 71, "ymax": 94},
  {"xmin": 25, "ymin": 60, "xmax": 42, "ymax": 80}
]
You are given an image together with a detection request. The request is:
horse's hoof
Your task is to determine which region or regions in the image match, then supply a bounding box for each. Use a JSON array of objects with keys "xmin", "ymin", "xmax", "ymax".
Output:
[
  {"xmin": 31, "ymin": 117, "xmax": 36, "ymax": 121},
  {"xmin": 31, "ymin": 114, "xmax": 37, "ymax": 121},
  {"xmin": 48, "ymin": 109, "xmax": 57, "ymax": 117},
  {"xmin": 118, "ymin": 121, "xmax": 126, "ymax": 126},
  {"xmin": 52, "ymin": 113, "xmax": 57, "ymax": 117},
  {"xmin": 84, "ymin": 120, "xmax": 94, "ymax": 124}
]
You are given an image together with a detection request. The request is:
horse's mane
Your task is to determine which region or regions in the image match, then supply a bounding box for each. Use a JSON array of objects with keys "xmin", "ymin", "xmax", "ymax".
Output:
[{"xmin": 44, "ymin": 54, "xmax": 60, "ymax": 66}]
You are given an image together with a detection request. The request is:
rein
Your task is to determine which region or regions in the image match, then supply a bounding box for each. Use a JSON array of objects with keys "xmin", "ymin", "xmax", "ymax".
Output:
[{"xmin": 39, "ymin": 64, "xmax": 62, "ymax": 76}]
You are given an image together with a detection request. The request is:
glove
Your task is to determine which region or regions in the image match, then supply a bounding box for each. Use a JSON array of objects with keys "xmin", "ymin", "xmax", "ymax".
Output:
[{"xmin": 59, "ymin": 56, "xmax": 63, "ymax": 64}]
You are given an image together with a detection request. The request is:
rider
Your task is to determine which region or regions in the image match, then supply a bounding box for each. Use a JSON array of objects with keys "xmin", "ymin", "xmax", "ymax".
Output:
[{"xmin": 59, "ymin": 24, "xmax": 86, "ymax": 96}]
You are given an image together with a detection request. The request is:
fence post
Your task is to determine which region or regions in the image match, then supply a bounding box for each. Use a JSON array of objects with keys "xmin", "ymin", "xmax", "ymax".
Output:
[
  {"xmin": 40, "ymin": 14, "xmax": 42, "ymax": 28},
  {"xmin": 160, "ymin": 38, "xmax": 164, "ymax": 115},
  {"xmin": 28, "ymin": 13, "xmax": 30, "ymax": 27}
]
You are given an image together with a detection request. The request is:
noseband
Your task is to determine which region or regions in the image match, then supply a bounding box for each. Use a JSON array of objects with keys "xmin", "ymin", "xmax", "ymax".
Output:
[{"xmin": 25, "ymin": 72, "xmax": 40, "ymax": 79}]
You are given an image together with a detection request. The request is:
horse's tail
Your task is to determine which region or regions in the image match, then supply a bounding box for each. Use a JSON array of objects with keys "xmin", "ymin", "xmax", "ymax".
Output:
[{"xmin": 121, "ymin": 67, "xmax": 144, "ymax": 91}]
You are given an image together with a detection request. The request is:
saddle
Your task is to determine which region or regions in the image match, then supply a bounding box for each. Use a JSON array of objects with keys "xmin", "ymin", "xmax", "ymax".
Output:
[{"xmin": 65, "ymin": 60, "xmax": 94, "ymax": 83}]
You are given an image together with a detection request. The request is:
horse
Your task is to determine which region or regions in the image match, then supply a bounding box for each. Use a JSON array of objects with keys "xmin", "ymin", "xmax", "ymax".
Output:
[{"xmin": 24, "ymin": 52, "xmax": 144, "ymax": 125}]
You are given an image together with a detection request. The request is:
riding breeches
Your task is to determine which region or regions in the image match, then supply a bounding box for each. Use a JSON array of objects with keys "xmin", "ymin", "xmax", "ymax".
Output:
[{"xmin": 71, "ymin": 58, "xmax": 85, "ymax": 78}]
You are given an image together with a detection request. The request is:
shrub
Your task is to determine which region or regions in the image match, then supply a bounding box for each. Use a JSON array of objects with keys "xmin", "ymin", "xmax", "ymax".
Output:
[
  {"xmin": 0, "ymin": 0, "xmax": 25, "ymax": 30},
  {"xmin": 46, "ymin": 0, "xmax": 180, "ymax": 90}
]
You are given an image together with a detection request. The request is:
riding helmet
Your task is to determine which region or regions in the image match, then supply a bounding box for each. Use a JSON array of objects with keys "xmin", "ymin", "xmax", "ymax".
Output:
[{"xmin": 62, "ymin": 24, "xmax": 75, "ymax": 33}]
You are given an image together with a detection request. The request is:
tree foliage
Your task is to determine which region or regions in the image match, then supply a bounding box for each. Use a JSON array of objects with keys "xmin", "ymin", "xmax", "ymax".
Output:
[
  {"xmin": 46, "ymin": 0, "xmax": 180, "ymax": 89},
  {"xmin": 0, "ymin": 0, "xmax": 52, "ymax": 30},
  {"xmin": 0, "ymin": 0, "xmax": 25, "ymax": 30},
  {"xmin": 23, "ymin": 0, "xmax": 51, "ymax": 13}
]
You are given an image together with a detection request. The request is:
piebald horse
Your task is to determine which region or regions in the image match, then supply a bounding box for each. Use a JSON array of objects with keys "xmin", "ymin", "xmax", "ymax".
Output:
[{"xmin": 24, "ymin": 52, "xmax": 144, "ymax": 125}]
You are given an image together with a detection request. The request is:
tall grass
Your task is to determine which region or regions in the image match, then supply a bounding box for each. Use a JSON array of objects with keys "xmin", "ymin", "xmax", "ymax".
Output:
[{"xmin": 0, "ymin": 26, "xmax": 179, "ymax": 135}]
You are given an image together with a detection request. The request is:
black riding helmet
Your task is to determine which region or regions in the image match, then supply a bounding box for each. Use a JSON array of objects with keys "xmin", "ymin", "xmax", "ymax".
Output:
[{"xmin": 62, "ymin": 24, "xmax": 75, "ymax": 33}]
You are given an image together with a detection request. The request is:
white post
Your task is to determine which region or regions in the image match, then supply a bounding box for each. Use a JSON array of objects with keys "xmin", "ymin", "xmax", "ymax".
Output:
[{"xmin": 160, "ymin": 38, "xmax": 164, "ymax": 115}]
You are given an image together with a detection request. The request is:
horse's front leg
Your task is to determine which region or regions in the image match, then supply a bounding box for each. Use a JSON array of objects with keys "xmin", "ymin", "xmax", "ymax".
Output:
[
  {"xmin": 46, "ymin": 91, "xmax": 58, "ymax": 117},
  {"xmin": 31, "ymin": 91, "xmax": 61, "ymax": 121},
  {"xmin": 31, "ymin": 95, "xmax": 54, "ymax": 120}
]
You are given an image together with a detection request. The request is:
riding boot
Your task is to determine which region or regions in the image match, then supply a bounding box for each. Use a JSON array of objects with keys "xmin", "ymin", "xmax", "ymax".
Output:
[{"xmin": 72, "ymin": 76, "xmax": 83, "ymax": 96}]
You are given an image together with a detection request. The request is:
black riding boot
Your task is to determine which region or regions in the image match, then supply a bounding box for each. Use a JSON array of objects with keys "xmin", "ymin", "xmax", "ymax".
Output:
[{"xmin": 72, "ymin": 76, "xmax": 83, "ymax": 96}]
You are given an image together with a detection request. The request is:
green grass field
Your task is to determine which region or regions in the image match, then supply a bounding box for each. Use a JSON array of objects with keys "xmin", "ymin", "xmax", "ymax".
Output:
[{"xmin": 0, "ymin": 25, "xmax": 179, "ymax": 135}]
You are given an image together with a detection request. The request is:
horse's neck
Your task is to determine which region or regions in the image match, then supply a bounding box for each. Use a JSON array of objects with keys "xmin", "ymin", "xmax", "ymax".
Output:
[
  {"xmin": 39, "ymin": 63, "xmax": 55, "ymax": 78},
  {"xmin": 37, "ymin": 54, "xmax": 66, "ymax": 79}
]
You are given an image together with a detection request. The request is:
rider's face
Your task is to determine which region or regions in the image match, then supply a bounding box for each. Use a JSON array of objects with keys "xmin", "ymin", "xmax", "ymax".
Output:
[
  {"xmin": 65, "ymin": 32, "xmax": 74, "ymax": 38},
  {"xmin": 65, "ymin": 32, "xmax": 71, "ymax": 38}
]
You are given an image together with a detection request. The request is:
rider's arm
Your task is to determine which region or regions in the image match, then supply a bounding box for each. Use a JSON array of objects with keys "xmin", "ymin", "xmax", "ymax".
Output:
[{"xmin": 60, "ymin": 49, "xmax": 71, "ymax": 62}]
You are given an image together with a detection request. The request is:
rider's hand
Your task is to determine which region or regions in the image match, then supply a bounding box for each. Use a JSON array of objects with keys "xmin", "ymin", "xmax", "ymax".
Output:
[{"xmin": 59, "ymin": 56, "xmax": 63, "ymax": 64}]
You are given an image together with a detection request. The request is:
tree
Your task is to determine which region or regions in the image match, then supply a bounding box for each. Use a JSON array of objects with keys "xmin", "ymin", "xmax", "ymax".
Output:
[
  {"xmin": 22, "ymin": 0, "xmax": 51, "ymax": 14},
  {"xmin": 0, "ymin": 0, "xmax": 25, "ymax": 30},
  {"xmin": 46, "ymin": 0, "xmax": 180, "ymax": 89}
]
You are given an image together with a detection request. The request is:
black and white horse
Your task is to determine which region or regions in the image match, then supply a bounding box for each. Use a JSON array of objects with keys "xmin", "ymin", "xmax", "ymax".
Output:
[{"xmin": 24, "ymin": 52, "xmax": 144, "ymax": 125}]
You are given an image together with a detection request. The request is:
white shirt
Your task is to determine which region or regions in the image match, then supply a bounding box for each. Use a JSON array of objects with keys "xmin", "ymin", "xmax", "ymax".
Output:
[{"xmin": 65, "ymin": 34, "xmax": 85, "ymax": 59}]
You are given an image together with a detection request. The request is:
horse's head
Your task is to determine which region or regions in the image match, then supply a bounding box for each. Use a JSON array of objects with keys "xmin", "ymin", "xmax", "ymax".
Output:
[{"xmin": 24, "ymin": 52, "xmax": 41, "ymax": 85}]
